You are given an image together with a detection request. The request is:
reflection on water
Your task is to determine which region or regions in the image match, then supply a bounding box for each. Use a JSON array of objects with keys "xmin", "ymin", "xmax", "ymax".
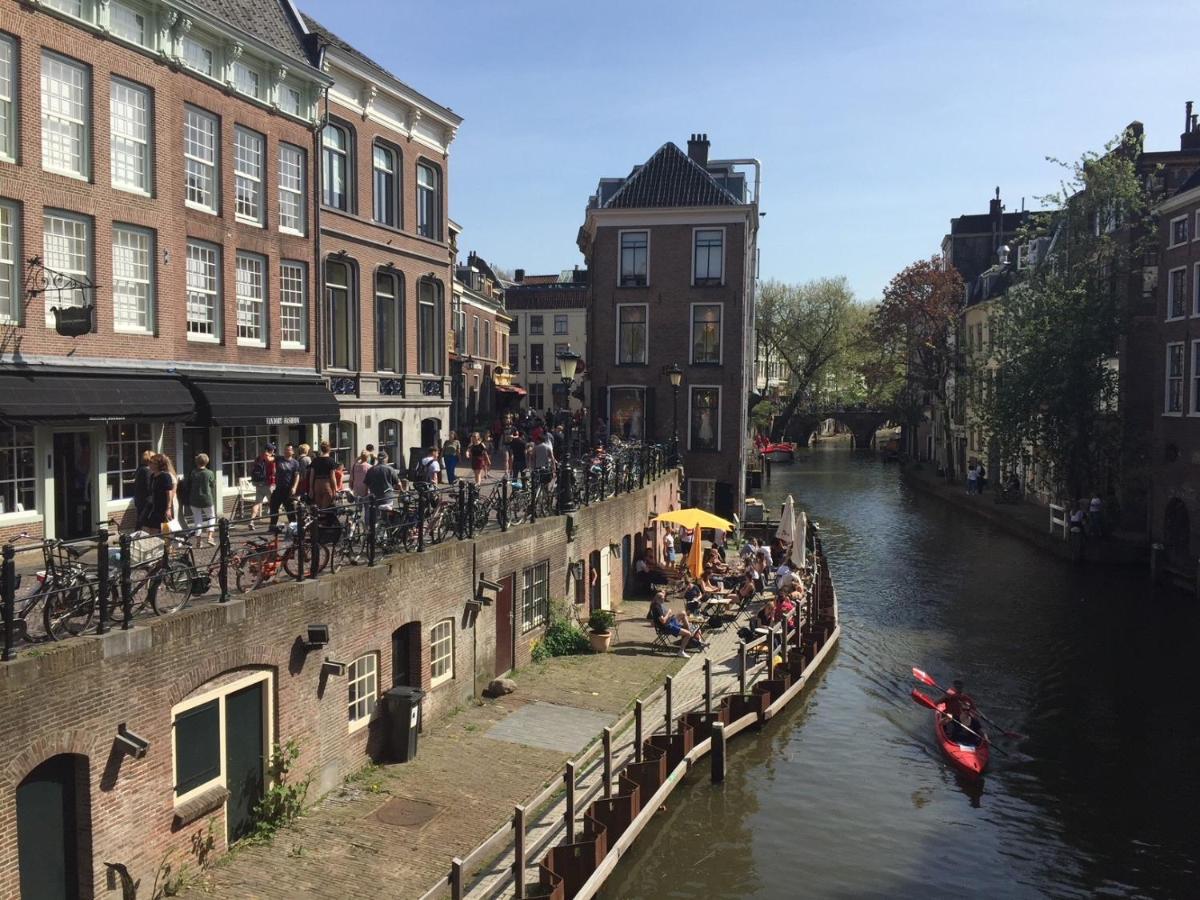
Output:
[{"xmin": 603, "ymin": 446, "xmax": 1200, "ymax": 898}]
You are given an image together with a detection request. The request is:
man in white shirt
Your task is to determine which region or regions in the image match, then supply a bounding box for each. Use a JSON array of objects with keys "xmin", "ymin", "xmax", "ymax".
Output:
[{"xmin": 417, "ymin": 447, "xmax": 442, "ymax": 485}]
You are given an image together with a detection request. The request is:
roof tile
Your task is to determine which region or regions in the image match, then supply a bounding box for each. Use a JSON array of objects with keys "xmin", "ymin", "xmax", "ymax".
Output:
[{"xmin": 603, "ymin": 143, "xmax": 741, "ymax": 209}]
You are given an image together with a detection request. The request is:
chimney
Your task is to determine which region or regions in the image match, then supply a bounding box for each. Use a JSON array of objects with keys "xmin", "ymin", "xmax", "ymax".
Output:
[
  {"xmin": 514, "ymin": 268, "xmax": 525, "ymax": 283},
  {"xmin": 988, "ymin": 186, "xmax": 1003, "ymax": 220},
  {"xmin": 687, "ymin": 133, "xmax": 710, "ymax": 166},
  {"xmin": 1182, "ymin": 102, "xmax": 1200, "ymax": 150}
]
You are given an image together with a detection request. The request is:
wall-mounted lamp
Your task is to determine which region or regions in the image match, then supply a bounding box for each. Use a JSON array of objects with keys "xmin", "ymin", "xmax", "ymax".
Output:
[
  {"xmin": 304, "ymin": 624, "xmax": 330, "ymax": 650},
  {"xmin": 569, "ymin": 559, "xmax": 585, "ymax": 582},
  {"xmin": 322, "ymin": 658, "xmax": 348, "ymax": 677},
  {"xmin": 473, "ymin": 575, "xmax": 501, "ymax": 607},
  {"xmin": 609, "ymin": 542, "xmax": 621, "ymax": 559},
  {"xmin": 115, "ymin": 723, "xmax": 150, "ymax": 759}
]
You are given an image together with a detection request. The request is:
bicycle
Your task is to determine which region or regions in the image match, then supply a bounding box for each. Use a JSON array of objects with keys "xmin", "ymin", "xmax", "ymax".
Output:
[
  {"xmin": 230, "ymin": 523, "xmax": 329, "ymax": 593},
  {"xmin": 13, "ymin": 536, "xmax": 93, "ymax": 642}
]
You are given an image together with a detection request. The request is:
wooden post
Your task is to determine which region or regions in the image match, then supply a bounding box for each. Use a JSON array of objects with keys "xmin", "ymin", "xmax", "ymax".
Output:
[
  {"xmin": 513, "ymin": 805, "xmax": 526, "ymax": 900},
  {"xmin": 565, "ymin": 760, "xmax": 577, "ymax": 844},
  {"xmin": 738, "ymin": 641, "xmax": 747, "ymax": 694},
  {"xmin": 603, "ymin": 727, "xmax": 613, "ymax": 798},
  {"xmin": 665, "ymin": 675, "xmax": 673, "ymax": 739},
  {"xmin": 451, "ymin": 858, "xmax": 464, "ymax": 900},
  {"xmin": 635, "ymin": 699, "xmax": 644, "ymax": 762},
  {"xmin": 704, "ymin": 657, "xmax": 713, "ymax": 714},
  {"xmin": 781, "ymin": 620, "xmax": 789, "ymax": 665},
  {"xmin": 767, "ymin": 627, "xmax": 776, "ymax": 680},
  {"xmin": 711, "ymin": 722, "xmax": 726, "ymax": 783}
]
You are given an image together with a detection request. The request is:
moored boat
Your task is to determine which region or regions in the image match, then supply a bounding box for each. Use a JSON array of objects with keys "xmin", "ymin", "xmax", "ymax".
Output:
[
  {"xmin": 933, "ymin": 702, "xmax": 990, "ymax": 775},
  {"xmin": 762, "ymin": 442, "xmax": 796, "ymax": 463}
]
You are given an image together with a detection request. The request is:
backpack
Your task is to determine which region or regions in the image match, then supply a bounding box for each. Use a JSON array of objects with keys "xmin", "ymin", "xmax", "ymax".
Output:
[
  {"xmin": 413, "ymin": 458, "xmax": 435, "ymax": 484},
  {"xmin": 175, "ymin": 475, "xmax": 191, "ymax": 508},
  {"xmin": 249, "ymin": 457, "xmax": 268, "ymax": 484}
]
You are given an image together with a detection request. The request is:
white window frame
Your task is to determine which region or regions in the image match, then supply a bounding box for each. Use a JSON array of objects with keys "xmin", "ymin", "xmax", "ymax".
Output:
[
  {"xmin": 111, "ymin": 223, "xmax": 153, "ymax": 334},
  {"xmin": 42, "ymin": 0, "xmax": 82, "ymax": 17},
  {"xmin": 41, "ymin": 51, "xmax": 89, "ymax": 180},
  {"xmin": 170, "ymin": 670, "xmax": 273, "ymax": 808},
  {"xmin": 42, "ymin": 210, "xmax": 91, "ymax": 325},
  {"xmin": 0, "ymin": 35, "xmax": 16, "ymax": 163},
  {"xmin": 108, "ymin": 1, "xmax": 147, "ymax": 45},
  {"xmin": 1194, "ymin": 263, "xmax": 1200, "ymax": 318},
  {"xmin": 1166, "ymin": 341, "xmax": 1185, "ymax": 416},
  {"xmin": 521, "ymin": 560, "xmax": 549, "ymax": 633},
  {"xmin": 0, "ymin": 423, "xmax": 36, "ymax": 519},
  {"xmin": 687, "ymin": 478, "xmax": 717, "ymax": 511},
  {"xmin": 615, "ymin": 302, "xmax": 649, "ymax": 365},
  {"xmin": 1192, "ymin": 340, "xmax": 1200, "ymax": 417},
  {"xmin": 1167, "ymin": 266, "xmax": 1187, "ymax": 321},
  {"xmin": 279, "ymin": 260, "xmax": 306, "ymax": 349},
  {"xmin": 110, "ymin": 77, "xmax": 151, "ymax": 195},
  {"xmin": 277, "ymin": 143, "xmax": 305, "ymax": 235},
  {"xmin": 186, "ymin": 239, "xmax": 220, "ymax": 342},
  {"xmin": 689, "ymin": 302, "xmax": 723, "ymax": 365},
  {"xmin": 184, "ymin": 106, "xmax": 218, "ymax": 214},
  {"xmin": 687, "ymin": 384, "xmax": 722, "ymax": 452},
  {"xmin": 430, "ymin": 619, "xmax": 454, "ymax": 687},
  {"xmin": 553, "ymin": 314, "xmax": 568, "ymax": 335},
  {"xmin": 232, "ymin": 60, "xmax": 261, "ymax": 100},
  {"xmin": 104, "ymin": 421, "xmax": 153, "ymax": 502},
  {"xmin": 235, "ymin": 251, "xmax": 266, "ymax": 347},
  {"xmin": 1194, "ymin": 211, "xmax": 1200, "ymax": 244},
  {"xmin": 181, "ymin": 35, "xmax": 214, "ymax": 77},
  {"xmin": 0, "ymin": 199, "xmax": 18, "ymax": 325},
  {"xmin": 607, "ymin": 385, "xmax": 646, "ymax": 441},
  {"xmin": 691, "ymin": 226, "xmax": 725, "ymax": 285},
  {"xmin": 617, "ymin": 229, "xmax": 649, "ymax": 287},
  {"xmin": 347, "ymin": 653, "xmax": 378, "ymax": 733},
  {"xmin": 234, "ymin": 126, "xmax": 264, "ymax": 226},
  {"xmin": 1169, "ymin": 214, "xmax": 1189, "ymax": 249},
  {"xmin": 279, "ymin": 83, "xmax": 302, "ymax": 117}
]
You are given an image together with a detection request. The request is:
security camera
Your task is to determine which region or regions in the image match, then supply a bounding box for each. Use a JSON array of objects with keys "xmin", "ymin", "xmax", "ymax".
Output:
[
  {"xmin": 115, "ymin": 724, "xmax": 150, "ymax": 759},
  {"xmin": 322, "ymin": 658, "xmax": 348, "ymax": 677},
  {"xmin": 304, "ymin": 624, "xmax": 330, "ymax": 650}
]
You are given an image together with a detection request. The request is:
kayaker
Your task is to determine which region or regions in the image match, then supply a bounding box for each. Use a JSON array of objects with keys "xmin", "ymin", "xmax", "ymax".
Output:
[{"xmin": 941, "ymin": 680, "xmax": 979, "ymax": 742}]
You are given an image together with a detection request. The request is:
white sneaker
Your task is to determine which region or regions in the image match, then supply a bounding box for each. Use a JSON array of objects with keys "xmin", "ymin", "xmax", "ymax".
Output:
[{"xmin": 678, "ymin": 649, "xmax": 690, "ymax": 658}]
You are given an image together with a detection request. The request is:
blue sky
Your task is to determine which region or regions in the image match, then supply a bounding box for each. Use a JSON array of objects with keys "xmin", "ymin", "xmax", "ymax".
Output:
[{"xmin": 302, "ymin": 0, "xmax": 1200, "ymax": 300}]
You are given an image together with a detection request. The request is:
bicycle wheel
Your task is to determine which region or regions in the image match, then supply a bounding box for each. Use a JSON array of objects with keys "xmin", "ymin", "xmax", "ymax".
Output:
[
  {"xmin": 336, "ymin": 525, "xmax": 366, "ymax": 567},
  {"xmin": 43, "ymin": 576, "xmax": 96, "ymax": 640},
  {"xmin": 151, "ymin": 557, "xmax": 196, "ymax": 615},
  {"xmin": 234, "ymin": 545, "xmax": 269, "ymax": 593},
  {"xmin": 282, "ymin": 542, "xmax": 329, "ymax": 578},
  {"xmin": 104, "ymin": 568, "xmax": 151, "ymax": 626}
]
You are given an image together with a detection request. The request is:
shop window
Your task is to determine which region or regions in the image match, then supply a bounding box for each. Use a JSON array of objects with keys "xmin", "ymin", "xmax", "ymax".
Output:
[
  {"xmin": 105, "ymin": 422, "xmax": 152, "ymax": 502},
  {"xmin": 0, "ymin": 425, "xmax": 35, "ymax": 516}
]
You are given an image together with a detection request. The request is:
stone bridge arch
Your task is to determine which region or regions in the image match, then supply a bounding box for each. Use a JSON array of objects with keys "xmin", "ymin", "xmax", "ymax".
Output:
[{"xmin": 784, "ymin": 409, "xmax": 891, "ymax": 449}]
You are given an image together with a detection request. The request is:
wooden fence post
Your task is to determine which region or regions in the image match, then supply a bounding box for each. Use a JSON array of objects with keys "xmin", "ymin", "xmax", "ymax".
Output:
[
  {"xmin": 711, "ymin": 723, "xmax": 726, "ymax": 783},
  {"xmin": 665, "ymin": 675, "xmax": 673, "ymax": 739},
  {"xmin": 565, "ymin": 760, "xmax": 576, "ymax": 844},
  {"xmin": 513, "ymin": 805, "xmax": 526, "ymax": 900},
  {"xmin": 451, "ymin": 858, "xmax": 464, "ymax": 900},
  {"xmin": 704, "ymin": 657, "xmax": 713, "ymax": 714},
  {"xmin": 738, "ymin": 641, "xmax": 747, "ymax": 694},
  {"xmin": 635, "ymin": 700, "xmax": 644, "ymax": 762},
  {"xmin": 603, "ymin": 727, "xmax": 613, "ymax": 798}
]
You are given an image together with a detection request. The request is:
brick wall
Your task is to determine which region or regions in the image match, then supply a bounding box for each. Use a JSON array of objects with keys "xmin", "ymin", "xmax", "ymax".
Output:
[{"xmin": 0, "ymin": 470, "xmax": 678, "ymax": 897}]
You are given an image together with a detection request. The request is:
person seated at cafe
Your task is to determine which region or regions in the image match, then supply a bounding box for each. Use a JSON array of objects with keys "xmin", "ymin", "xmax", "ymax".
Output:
[
  {"xmin": 649, "ymin": 590, "xmax": 706, "ymax": 657},
  {"xmin": 635, "ymin": 550, "xmax": 671, "ymax": 595},
  {"xmin": 700, "ymin": 567, "xmax": 726, "ymax": 594},
  {"xmin": 776, "ymin": 564, "xmax": 800, "ymax": 594},
  {"xmin": 704, "ymin": 546, "xmax": 729, "ymax": 575},
  {"xmin": 682, "ymin": 578, "xmax": 704, "ymax": 614},
  {"xmin": 739, "ymin": 597, "xmax": 776, "ymax": 642}
]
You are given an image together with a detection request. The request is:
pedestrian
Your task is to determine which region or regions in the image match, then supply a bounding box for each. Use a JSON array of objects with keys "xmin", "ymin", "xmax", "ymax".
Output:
[
  {"xmin": 363, "ymin": 450, "xmax": 400, "ymax": 510},
  {"xmin": 349, "ymin": 450, "xmax": 372, "ymax": 498},
  {"xmin": 510, "ymin": 430, "xmax": 527, "ymax": 482},
  {"xmin": 295, "ymin": 443, "xmax": 313, "ymax": 500},
  {"xmin": 270, "ymin": 444, "xmax": 301, "ymax": 530},
  {"xmin": 146, "ymin": 453, "xmax": 177, "ymax": 530},
  {"xmin": 442, "ymin": 431, "xmax": 461, "ymax": 483},
  {"xmin": 595, "ymin": 416, "xmax": 609, "ymax": 446},
  {"xmin": 133, "ymin": 449, "xmax": 154, "ymax": 528},
  {"xmin": 1088, "ymin": 493, "xmax": 1104, "ymax": 537},
  {"xmin": 467, "ymin": 432, "xmax": 491, "ymax": 486},
  {"xmin": 663, "ymin": 528, "xmax": 676, "ymax": 567},
  {"xmin": 248, "ymin": 443, "xmax": 276, "ymax": 525},
  {"xmin": 188, "ymin": 453, "xmax": 217, "ymax": 546},
  {"xmin": 307, "ymin": 441, "xmax": 337, "ymax": 511},
  {"xmin": 490, "ymin": 417, "xmax": 504, "ymax": 455},
  {"xmin": 364, "ymin": 443, "xmax": 377, "ymax": 465},
  {"xmin": 966, "ymin": 462, "xmax": 979, "ymax": 496},
  {"xmin": 415, "ymin": 446, "xmax": 442, "ymax": 486},
  {"xmin": 678, "ymin": 525, "xmax": 693, "ymax": 561},
  {"xmin": 531, "ymin": 431, "xmax": 556, "ymax": 478}
]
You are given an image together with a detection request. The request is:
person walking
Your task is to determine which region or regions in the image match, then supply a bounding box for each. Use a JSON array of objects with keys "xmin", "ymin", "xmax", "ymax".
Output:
[
  {"xmin": 132, "ymin": 449, "xmax": 154, "ymax": 528},
  {"xmin": 415, "ymin": 446, "xmax": 442, "ymax": 486},
  {"xmin": 510, "ymin": 430, "xmax": 527, "ymax": 482},
  {"xmin": 349, "ymin": 450, "xmax": 372, "ymax": 498},
  {"xmin": 270, "ymin": 444, "xmax": 301, "ymax": 530},
  {"xmin": 187, "ymin": 453, "xmax": 217, "ymax": 546},
  {"xmin": 146, "ymin": 453, "xmax": 177, "ymax": 530},
  {"xmin": 442, "ymin": 432, "xmax": 461, "ymax": 483},
  {"xmin": 307, "ymin": 441, "xmax": 337, "ymax": 511},
  {"xmin": 248, "ymin": 444, "xmax": 276, "ymax": 525},
  {"xmin": 295, "ymin": 443, "xmax": 313, "ymax": 501},
  {"xmin": 468, "ymin": 432, "xmax": 491, "ymax": 486}
]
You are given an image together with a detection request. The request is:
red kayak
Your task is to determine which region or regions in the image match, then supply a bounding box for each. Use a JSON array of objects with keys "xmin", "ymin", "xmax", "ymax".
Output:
[{"xmin": 933, "ymin": 703, "xmax": 990, "ymax": 776}]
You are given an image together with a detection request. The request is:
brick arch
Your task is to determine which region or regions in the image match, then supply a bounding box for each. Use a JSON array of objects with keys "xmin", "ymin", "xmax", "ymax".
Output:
[
  {"xmin": 167, "ymin": 643, "xmax": 278, "ymax": 707},
  {"xmin": 3, "ymin": 730, "xmax": 95, "ymax": 788}
]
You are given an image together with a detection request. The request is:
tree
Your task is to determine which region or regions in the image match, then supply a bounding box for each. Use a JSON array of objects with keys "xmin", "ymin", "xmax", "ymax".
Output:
[
  {"xmin": 870, "ymin": 258, "xmax": 965, "ymax": 474},
  {"xmin": 755, "ymin": 277, "xmax": 859, "ymax": 440}
]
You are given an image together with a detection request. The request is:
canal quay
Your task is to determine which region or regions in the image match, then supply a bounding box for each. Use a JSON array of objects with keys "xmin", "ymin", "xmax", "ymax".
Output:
[{"xmin": 603, "ymin": 445, "xmax": 1200, "ymax": 900}]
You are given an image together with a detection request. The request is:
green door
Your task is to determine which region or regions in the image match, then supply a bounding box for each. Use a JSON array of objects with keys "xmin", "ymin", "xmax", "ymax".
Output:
[
  {"xmin": 224, "ymin": 682, "xmax": 265, "ymax": 842},
  {"xmin": 17, "ymin": 755, "xmax": 81, "ymax": 900}
]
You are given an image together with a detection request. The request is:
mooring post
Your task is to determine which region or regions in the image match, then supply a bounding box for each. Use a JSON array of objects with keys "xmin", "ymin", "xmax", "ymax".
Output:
[
  {"xmin": 513, "ymin": 805, "xmax": 526, "ymax": 900},
  {"xmin": 781, "ymin": 620, "xmax": 790, "ymax": 666},
  {"xmin": 711, "ymin": 722, "xmax": 727, "ymax": 783},
  {"xmin": 635, "ymin": 699, "xmax": 644, "ymax": 762},
  {"xmin": 603, "ymin": 727, "xmax": 613, "ymax": 798},
  {"xmin": 704, "ymin": 657, "xmax": 713, "ymax": 714},
  {"xmin": 665, "ymin": 675, "xmax": 674, "ymax": 739},
  {"xmin": 451, "ymin": 858, "xmax": 464, "ymax": 900},
  {"xmin": 738, "ymin": 641, "xmax": 747, "ymax": 694},
  {"xmin": 565, "ymin": 760, "xmax": 577, "ymax": 844}
]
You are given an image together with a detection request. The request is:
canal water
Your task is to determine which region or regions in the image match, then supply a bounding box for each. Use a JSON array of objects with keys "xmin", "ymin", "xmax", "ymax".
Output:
[{"xmin": 603, "ymin": 445, "xmax": 1200, "ymax": 899}]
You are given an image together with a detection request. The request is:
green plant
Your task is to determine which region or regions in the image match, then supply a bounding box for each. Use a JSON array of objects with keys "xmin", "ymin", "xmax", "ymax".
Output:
[
  {"xmin": 531, "ymin": 621, "xmax": 590, "ymax": 662},
  {"xmin": 587, "ymin": 609, "xmax": 616, "ymax": 633},
  {"xmin": 248, "ymin": 740, "xmax": 310, "ymax": 843}
]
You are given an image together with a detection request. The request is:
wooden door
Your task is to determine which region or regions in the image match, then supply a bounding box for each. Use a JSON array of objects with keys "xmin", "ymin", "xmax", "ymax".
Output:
[
  {"xmin": 17, "ymin": 755, "xmax": 82, "ymax": 900},
  {"xmin": 224, "ymin": 682, "xmax": 265, "ymax": 842},
  {"xmin": 495, "ymin": 574, "xmax": 514, "ymax": 676}
]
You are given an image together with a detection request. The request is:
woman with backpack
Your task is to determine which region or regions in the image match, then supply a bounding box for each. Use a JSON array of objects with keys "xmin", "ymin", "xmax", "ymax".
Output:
[
  {"xmin": 468, "ymin": 432, "xmax": 491, "ymax": 486},
  {"xmin": 188, "ymin": 453, "xmax": 218, "ymax": 546}
]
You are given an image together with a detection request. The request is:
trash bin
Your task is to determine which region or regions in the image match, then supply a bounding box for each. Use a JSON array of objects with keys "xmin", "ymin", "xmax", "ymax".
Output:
[{"xmin": 382, "ymin": 686, "xmax": 425, "ymax": 762}]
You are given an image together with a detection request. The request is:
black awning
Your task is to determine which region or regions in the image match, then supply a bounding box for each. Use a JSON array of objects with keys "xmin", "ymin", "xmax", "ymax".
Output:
[
  {"xmin": 0, "ymin": 370, "xmax": 195, "ymax": 423},
  {"xmin": 185, "ymin": 376, "xmax": 340, "ymax": 427}
]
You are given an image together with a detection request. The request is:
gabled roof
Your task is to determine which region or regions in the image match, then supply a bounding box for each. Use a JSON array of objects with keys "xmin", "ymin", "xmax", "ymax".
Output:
[
  {"xmin": 602, "ymin": 143, "xmax": 741, "ymax": 209},
  {"xmin": 200, "ymin": 0, "xmax": 310, "ymax": 64}
]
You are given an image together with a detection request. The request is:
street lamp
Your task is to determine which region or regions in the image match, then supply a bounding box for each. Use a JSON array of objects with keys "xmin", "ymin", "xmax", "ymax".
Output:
[
  {"xmin": 557, "ymin": 345, "xmax": 582, "ymax": 513},
  {"xmin": 665, "ymin": 363, "xmax": 683, "ymax": 464}
]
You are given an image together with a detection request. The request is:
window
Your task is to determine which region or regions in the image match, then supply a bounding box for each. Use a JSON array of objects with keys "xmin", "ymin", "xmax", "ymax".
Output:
[
  {"xmin": 184, "ymin": 107, "xmax": 218, "ymax": 212},
  {"xmin": 322, "ymin": 123, "xmax": 349, "ymax": 210},
  {"xmin": 373, "ymin": 143, "xmax": 398, "ymax": 227},
  {"xmin": 186, "ymin": 240, "xmax": 220, "ymax": 339},
  {"xmin": 234, "ymin": 127, "xmax": 263, "ymax": 224},
  {"xmin": 483, "ymin": 323, "xmax": 491, "ymax": 358},
  {"xmin": 554, "ymin": 314, "xmax": 568, "ymax": 335},
  {"xmin": 221, "ymin": 426, "xmax": 277, "ymax": 486},
  {"xmin": 608, "ymin": 387, "xmax": 645, "ymax": 440},
  {"xmin": 418, "ymin": 279, "xmax": 442, "ymax": 374},
  {"xmin": 530, "ymin": 343, "xmax": 544, "ymax": 373},
  {"xmin": 280, "ymin": 85, "xmax": 302, "ymax": 117},
  {"xmin": 280, "ymin": 261, "xmax": 306, "ymax": 348},
  {"xmin": 1167, "ymin": 342, "xmax": 1185, "ymax": 414},
  {"xmin": 325, "ymin": 259, "xmax": 355, "ymax": 369},
  {"xmin": 430, "ymin": 619, "xmax": 454, "ymax": 686},
  {"xmin": 1193, "ymin": 342, "xmax": 1200, "ymax": 415},
  {"xmin": 330, "ymin": 421, "xmax": 355, "ymax": 466},
  {"xmin": 112, "ymin": 225, "xmax": 152, "ymax": 333},
  {"xmin": 693, "ymin": 229, "xmax": 724, "ymax": 284},
  {"xmin": 1168, "ymin": 267, "xmax": 1187, "ymax": 319},
  {"xmin": 41, "ymin": 52, "xmax": 89, "ymax": 178},
  {"xmin": 378, "ymin": 419, "xmax": 401, "ymax": 463},
  {"xmin": 471, "ymin": 314, "xmax": 479, "ymax": 354},
  {"xmin": 109, "ymin": 2, "xmax": 146, "ymax": 44},
  {"xmin": 44, "ymin": 0, "xmax": 82, "ymax": 16},
  {"xmin": 417, "ymin": 162, "xmax": 440, "ymax": 239},
  {"xmin": 687, "ymin": 478, "xmax": 716, "ymax": 511},
  {"xmin": 511, "ymin": 316, "xmax": 519, "ymax": 336},
  {"xmin": 375, "ymin": 270, "xmax": 403, "ymax": 372},
  {"xmin": 232, "ymin": 61, "xmax": 261, "ymax": 99},
  {"xmin": 173, "ymin": 699, "xmax": 220, "ymax": 798},
  {"xmin": 553, "ymin": 342, "xmax": 567, "ymax": 373},
  {"xmin": 528, "ymin": 382, "xmax": 544, "ymax": 410},
  {"xmin": 1170, "ymin": 215, "xmax": 1189, "ymax": 248},
  {"xmin": 105, "ymin": 422, "xmax": 151, "ymax": 501},
  {"xmin": 277, "ymin": 144, "xmax": 305, "ymax": 234},
  {"xmin": 181, "ymin": 36, "xmax": 213, "ymax": 76},
  {"xmin": 0, "ymin": 425, "xmax": 35, "ymax": 516},
  {"xmin": 0, "ymin": 200, "xmax": 17, "ymax": 324},
  {"xmin": 1194, "ymin": 264, "xmax": 1200, "ymax": 318},
  {"xmin": 619, "ymin": 231, "xmax": 648, "ymax": 286},
  {"xmin": 529, "ymin": 314, "xmax": 543, "ymax": 335},
  {"xmin": 0, "ymin": 36, "xmax": 15, "ymax": 162},
  {"xmin": 235, "ymin": 252, "xmax": 265, "ymax": 346},
  {"xmin": 689, "ymin": 387, "xmax": 720, "ymax": 451},
  {"xmin": 509, "ymin": 341, "xmax": 519, "ymax": 373},
  {"xmin": 521, "ymin": 560, "xmax": 549, "ymax": 632},
  {"xmin": 110, "ymin": 79, "xmax": 151, "ymax": 194},
  {"xmin": 691, "ymin": 304, "xmax": 722, "ymax": 364},
  {"xmin": 453, "ymin": 307, "xmax": 465, "ymax": 355},
  {"xmin": 617, "ymin": 304, "xmax": 647, "ymax": 364},
  {"xmin": 42, "ymin": 211, "xmax": 90, "ymax": 323},
  {"xmin": 347, "ymin": 654, "xmax": 377, "ymax": 731}
]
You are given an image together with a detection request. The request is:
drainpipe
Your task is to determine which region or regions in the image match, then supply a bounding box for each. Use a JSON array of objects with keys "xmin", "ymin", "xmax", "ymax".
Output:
[{"xmin": 313, "ymin": 74, "xmax": 329, "ymax": 446}]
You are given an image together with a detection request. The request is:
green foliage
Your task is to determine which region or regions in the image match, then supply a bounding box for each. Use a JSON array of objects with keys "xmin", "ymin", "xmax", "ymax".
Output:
[
  {"xmin": 248, "ymin": 740, "xmax": 310, "ymax": 843},
  {"xmin": 587, "ymin": 609, "xmax": 616, "ymax": 633},
  {"xmin": 750, "ymin": 399, "xmax": 775, "ymax": 433},
  {"xmin": 532, "ymin": 618, "xmax": 591, "ymax": 662}
]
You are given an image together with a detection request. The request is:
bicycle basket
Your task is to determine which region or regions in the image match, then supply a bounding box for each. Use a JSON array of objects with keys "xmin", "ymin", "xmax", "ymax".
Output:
[
  {"xmin": 318, "ymin": 524, "xmax": 342, "ymax": 544},
  {"xmin": 127, "ymin": 532, "xmax": 165, "ymax": 566},
  {"xmin": 190, "ymin": 573, "xmax": 212, "ymax": 595}
]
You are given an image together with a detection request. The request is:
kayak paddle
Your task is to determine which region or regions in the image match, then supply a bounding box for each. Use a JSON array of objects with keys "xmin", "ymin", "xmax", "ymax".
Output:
[
  {"xmin": 912, "ymin": 666, "xmax": 1025, "ymax": 740},
  {"xmin": 911, "ymin": 689, "xmax": 1008, "ymax": 756}
]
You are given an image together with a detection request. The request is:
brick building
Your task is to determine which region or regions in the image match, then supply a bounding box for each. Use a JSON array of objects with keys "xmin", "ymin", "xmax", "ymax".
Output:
[
  {"xmin": 450, "ymin": 249, "xmax": 511, "ymax": 436},
  {"xmin": 303, "ymin": 16, "xmax": 461, "ymax": 471},
  {"xmin": 505, "ymin": 267, "xmax": 588, "ymax": 417},
  {"xmin": 0, "ymin": 0, "xmax": 337, "ymax": 544},
  {"xmin": 579, "ymin": 134, "xmax": 761, "ymax": 517}
]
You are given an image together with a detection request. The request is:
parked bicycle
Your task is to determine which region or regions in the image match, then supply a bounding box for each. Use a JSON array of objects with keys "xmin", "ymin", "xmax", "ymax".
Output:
[{"xmin": 230, "ymin": 522, "xmax": 328, "ymax": 592}]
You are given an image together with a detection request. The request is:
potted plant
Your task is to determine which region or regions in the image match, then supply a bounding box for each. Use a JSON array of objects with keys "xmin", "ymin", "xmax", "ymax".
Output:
[{"xmin": 587, "ymin": 609, "xmax": 616, "ymax": 653}]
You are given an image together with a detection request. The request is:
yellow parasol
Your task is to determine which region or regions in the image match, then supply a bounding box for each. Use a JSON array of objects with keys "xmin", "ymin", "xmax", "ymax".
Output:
[
  {"xmin": 686, "ymin": 531, "xmax": 704, "ymax": 579},
  {"xmin": 653, "ymin": 508, "xmax": 736, "ymax": 532}
]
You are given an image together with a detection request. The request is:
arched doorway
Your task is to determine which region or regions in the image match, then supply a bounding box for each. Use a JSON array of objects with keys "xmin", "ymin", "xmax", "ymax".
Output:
[
  {"xmin": 17, "ymin": 754, "xmax": 90, "ymax": 900},
  {"xmin": 1164, "ymin": 498, "xmax": 1190, "ymax": 569}
]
